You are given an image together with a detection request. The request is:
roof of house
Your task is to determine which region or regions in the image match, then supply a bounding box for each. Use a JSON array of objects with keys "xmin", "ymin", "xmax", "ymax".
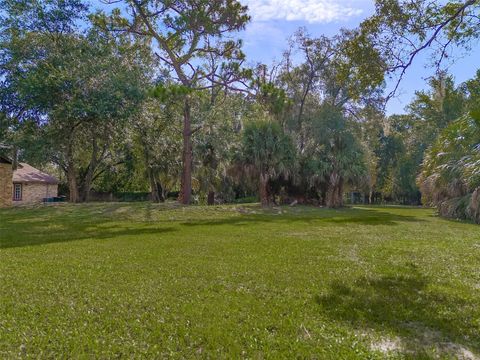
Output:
[
  {"xmin": 13, "ymin": 163, "xmax": 59, "ymax": 184},
  {"xmin": 0, "ymin": 155, "xmax": 12, "ymax": 164}
]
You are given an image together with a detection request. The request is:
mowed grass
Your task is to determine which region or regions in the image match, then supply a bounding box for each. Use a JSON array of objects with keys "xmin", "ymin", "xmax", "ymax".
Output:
[{"xmin": 1, "ymin": 203, "xmax": 479, "ymax": 359}]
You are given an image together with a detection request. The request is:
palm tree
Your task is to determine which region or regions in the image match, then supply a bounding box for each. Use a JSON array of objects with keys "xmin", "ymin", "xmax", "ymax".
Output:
[
  {"xmin": 418, "ymin": 113, "xmax": 480, "ymax": 222},
  {"xmin": 304, "ymin": 105, "xmax": 367, "ymax": 207},
  {"xmin": 240, "ymin": 120, "xmax": 296, "ymax": 206}
]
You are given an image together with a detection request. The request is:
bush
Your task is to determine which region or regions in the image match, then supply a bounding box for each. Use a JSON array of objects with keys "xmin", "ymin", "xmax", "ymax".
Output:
[
  {"xmin": 467, "ymin": 188, "xmax": 480, "ymax": 223},
  {"xmin": 419, "ymin": 115, "xmax": 480, "ymax": 223},
  {"xmin": 437, "ymin": 189, "xmax": 480, "ymax": 224}
]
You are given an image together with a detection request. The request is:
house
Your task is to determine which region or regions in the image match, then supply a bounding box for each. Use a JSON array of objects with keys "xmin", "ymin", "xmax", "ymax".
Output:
[
  {"xmin": 0, "ymin": 155, "xmax": 13, "ymax": 207},
  {"xmin": 0, "ymin": 156, "xmax": 59, "ymax": 207}
]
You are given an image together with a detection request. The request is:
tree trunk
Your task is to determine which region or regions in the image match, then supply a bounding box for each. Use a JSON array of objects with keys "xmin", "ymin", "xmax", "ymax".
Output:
[
  {"xmin": 80, "ymin": 139, "xmax": 100, "ymax": 202},
  {"xmin": 81, "ymin": 184, "xmax": 91, "ymax": 203},
  {"xmin": 81, "ymin": 166, "xmax": 96, "ymax": 203},
  {"xmin": 325, "ymin": 176, "xmax": 336, "ymax": 208},
  {"xmin": 337, "ymin": 177, "xmax": 344, "ymax": 207},
  {"xmin": 67, "ymin": 165, "xmax": 79, "ymax": 203},
  {"xmin": 319, "ymin": 183, "xmax": 327, "ymax": 206},
  {"xmin": 325, "ymin": 188, "xmax": 336, "ymax": 208},
  {"xmin": 179, "ymin": 98, "xmax": 192, "ymax": 205},
  {"xmin": 149, "ymin": 170, "xmax": 163, "ymax": 203},
  {"xmin": 207, "ymin": 191, "xmax": 215, "ymax": 205},
  {"xmin": 259, "ymin": 173, "xmax": 270, "ymax": 207},
  {"xmin": 141, "ymin": 138, "xmax": 164, "ymax": 203},
  {"xmin": 326, "ymin": 172, "xmax": 343, "ymax": 208}
]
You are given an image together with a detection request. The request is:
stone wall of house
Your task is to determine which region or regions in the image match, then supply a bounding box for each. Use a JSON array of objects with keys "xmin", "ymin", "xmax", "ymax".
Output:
[
  {"xmin": 13, "ymin": 183, "xmax": 58, "ymax": 206},
  {"xmin": 0, "ymin": 163, "xmax": 13, "ymax": 208}
]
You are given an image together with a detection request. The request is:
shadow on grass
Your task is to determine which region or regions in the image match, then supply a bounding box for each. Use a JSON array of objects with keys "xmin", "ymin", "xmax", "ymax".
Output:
[
  {"xmin": 315, "ymin": 268, "xmax": 479, "ymax": 357},
  {"xmin": 0, "ymin": 207, "xmax": 176, "ymax": 249},
  {"xmin": 0, "ymin": 205, "xmax": 425, "ymax": 249},
  {"xmin": 181, "ymin": 207, "xmax": 425, "ymax": 227}
]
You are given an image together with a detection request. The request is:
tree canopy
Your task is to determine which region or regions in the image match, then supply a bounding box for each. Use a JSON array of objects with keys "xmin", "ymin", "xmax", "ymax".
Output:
[{"xmin": 1, "ymin": 0, "xmax": 479, "ymax": 220}]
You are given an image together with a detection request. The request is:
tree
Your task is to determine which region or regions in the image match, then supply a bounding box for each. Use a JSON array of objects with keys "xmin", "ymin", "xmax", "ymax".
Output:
[
  {"xmin": 278, "ymin": 29, "xmax": 335, "ymax": 150},
  {"xmin": 407, "ymin": 73, "xmax": 466, "ymax": 141},
  {"xmin": 98, "ymin": 0, "xmax": 251, "ymax": 204},
  {"xmin": 0, "ymin": 0, "xmax": 88, "ymax": 164},
  {"xmin": 304, "ymin": 105, "xmax": 367, "ymax": 208},
  {"xmin": 193, "ymin": 91, "xmax": 245, "ymax": 205},
  {"xmin": 240, "ymin": 120, "xmax": 295, "ymax": 207},
  {"xmin": 419, "ymin": 113, "xmax": 480, "ymax": 223},
  {"xmin": 418, "ymin": 70, "xmax": 480, "ymax": 222},
  {"xmin": 132, "ymin": 98, "xmax": 183, "ymax": 202},
  {"xmin": 354, "ymin": 0, "xmax": 480, "ymax": 99},
  {"xmin": 369, "ymin": 73, "xmax": 468, "ymax": 205},
  {"xmin": 1, "ymin": 1, "xmax": 150, "ymax": 201}
]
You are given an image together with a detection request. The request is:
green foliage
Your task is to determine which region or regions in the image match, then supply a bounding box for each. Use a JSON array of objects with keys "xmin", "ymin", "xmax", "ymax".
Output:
[
  {"xmin": 256, "ymin": 80, "xmax": 291, "ymax": 120},
  {"xmin": 149, "ymin": 84, "xmax": 192, "ymax": 102},
  {"xmin": 0, "ymin": 0, "xmax": 151, "ymax": 201},
  {"xmin": 93, "ymin": 145, "xmax": 149, "ymax": 193},
  {"xmin": 407, "ymin": 74, "xmax": 466, "ymax": 139},
  {"xmin": 355, "ymin": 0, "xmax": 480, "ymax": 96},
  {"xmin": 94, "ymin": 0, "xmax": 252, "ymax": 204},
  {"xmin": 2, "ymin": 0, "xmax": 479, "ymax": 212},
  {"xmin": 241, "ymin": 120, "xmax": 296, "ymax": 179},
  {"xmin": 131, "ymin": 99, "xmax": 183, "ymax": 202},
  {"xmin": 0, "ymin": 0, "xmax": 88, "ymax": 33},
  {"xmin": 465, "ymin": 69, "xmax": 480, "ymax": 120},
  {"xmin": 419, "ymin": 115, "xmax": 480, "ymax": 197},
  {"xmin": 337, "ymin": 30, "xmax": 386, "ymax": 99},
  {"xmin": 193, "ymin": 92, "xmax": 245, "ymax": 204},
  {"xmin": 412, "ymin": 71, "xmax": 480, "ymax": 215},
  {"xmin": 240, "ymin": 119, "xmax": 296, "ymax": 205},
  {"xmin": 372, "ymin": 73, "xmax": 470, "ymax": 205},
  {"xmin": 301, "ymin": 105, "xmax": 367, "ymax": 206},
  {"xmin": 374, "ymin": 125, "xmax": 421, "ymax": 203}
]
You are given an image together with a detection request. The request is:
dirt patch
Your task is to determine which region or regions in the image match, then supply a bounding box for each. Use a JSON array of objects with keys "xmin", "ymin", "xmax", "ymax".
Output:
[
  {"xmin": 370, "ymin": 324, "xmax": 479, "ymax": 359},
  {"xmin": 371, "ymin": 337, "xmax": 403, "ymax": 353}
]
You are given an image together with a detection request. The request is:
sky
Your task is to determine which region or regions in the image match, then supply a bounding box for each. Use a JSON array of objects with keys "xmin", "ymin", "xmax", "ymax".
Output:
[{"xmin": 90, "ymin": 0, "xmax": 480, "ymax": 115}]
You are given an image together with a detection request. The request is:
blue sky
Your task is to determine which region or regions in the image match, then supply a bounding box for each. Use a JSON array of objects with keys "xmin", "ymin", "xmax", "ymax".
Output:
[{"xmin": 91, "ymin": 0, "xmax": 480, "ymax": 115}]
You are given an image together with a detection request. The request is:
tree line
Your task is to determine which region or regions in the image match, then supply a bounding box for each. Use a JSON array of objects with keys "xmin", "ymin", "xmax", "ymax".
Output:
[{"xmin": 1, "ymin": 0, "xmax": 479, "ymax": 222}]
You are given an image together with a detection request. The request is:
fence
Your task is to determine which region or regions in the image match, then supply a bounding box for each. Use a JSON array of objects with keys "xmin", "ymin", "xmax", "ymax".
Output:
[{"xmin": 88, "ymin": 192, "xmax": 152, "ymax": 202}]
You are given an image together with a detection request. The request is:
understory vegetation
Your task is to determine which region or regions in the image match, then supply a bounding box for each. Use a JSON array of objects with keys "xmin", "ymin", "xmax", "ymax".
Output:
[
  {"xmin": 1, "ymin": 0, "xmax": 479, "ymax": 222},
  {"xmin": 1, "ymin": 203, "xmax": 479, "ymax": 358}
]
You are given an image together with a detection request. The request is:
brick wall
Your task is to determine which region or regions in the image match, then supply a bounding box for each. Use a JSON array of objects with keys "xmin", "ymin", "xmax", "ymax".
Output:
[
  {"xmin": 0, "ymin": 163, "xmax": 13, "ymax": 208},
  {"xmin": 13, "ymin": 183, "xmax": 58, "ymax": 206}
]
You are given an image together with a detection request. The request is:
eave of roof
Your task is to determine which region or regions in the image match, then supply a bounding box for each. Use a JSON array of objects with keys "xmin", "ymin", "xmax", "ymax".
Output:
[{"xmin": 0, "ymin": 155, "xmax": 12, "ymax": 164}]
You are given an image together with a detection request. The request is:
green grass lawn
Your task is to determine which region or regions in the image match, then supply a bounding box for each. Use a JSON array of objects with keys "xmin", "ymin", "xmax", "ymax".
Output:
[{"xmin": 1, "ymin": 203, "xmax": 479, "ymax": 359}]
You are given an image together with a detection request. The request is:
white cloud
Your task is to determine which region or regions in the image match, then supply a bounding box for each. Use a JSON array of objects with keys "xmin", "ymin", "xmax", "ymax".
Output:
[
  {"xmin": 243, "ymin": 21, "xmax": 284, "ymax": 45},
  {"xmin": 242, "ymin": 0, "xmax": 363, "ymax": 23}
]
